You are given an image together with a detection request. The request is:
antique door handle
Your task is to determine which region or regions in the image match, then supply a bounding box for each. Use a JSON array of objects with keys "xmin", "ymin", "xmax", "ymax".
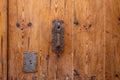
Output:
[{"xmin": 52, "ymin": 20, "xmax": 64, "ymax": 56}]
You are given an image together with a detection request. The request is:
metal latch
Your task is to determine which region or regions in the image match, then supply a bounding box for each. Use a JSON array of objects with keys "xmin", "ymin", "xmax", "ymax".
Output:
[
  {"xmin": 23, "ymin": 52, "xmax": 37, "ymax": 73},
  {"xmin": 52, "ymin": 20, "xmax": 64, "ymax": 56}
]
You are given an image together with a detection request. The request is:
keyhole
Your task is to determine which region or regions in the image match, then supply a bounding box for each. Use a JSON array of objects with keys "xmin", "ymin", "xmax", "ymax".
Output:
[
  {"xmin": 57, "ymin": 26, "xmax": 60, "ymax": 29},
  {"xmin": 29, "ymin": 60, "xmax": 32, "ymax": 64}
]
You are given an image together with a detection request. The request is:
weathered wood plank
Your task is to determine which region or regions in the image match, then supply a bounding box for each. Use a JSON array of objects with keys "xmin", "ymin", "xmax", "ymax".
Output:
[
  {"xmin": 40, "ymin": 0, "xmax": 73, "ymax": 80},
  {"xmin": 0, "ymin": 0, "xmax": 7, "ymax": 80},
  {"xmin": 73, "ymin": 0, "xmax": 105, "ymax": 80},
  {"xmin": 105, "ymin": 0, "xmax": 120, "ymax": 80},
  {"xmin": 8, "ymin": 0, "xmax": 41, "ymax": 79}
]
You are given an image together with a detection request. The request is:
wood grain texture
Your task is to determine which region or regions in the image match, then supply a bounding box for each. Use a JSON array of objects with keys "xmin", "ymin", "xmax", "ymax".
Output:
[
  {"xmin": 8, "ymin": 0, "xmax": 41, "ymax": 79},
  {"xmin": 8, "ymin": 0, "xmax": 73, "ymax": 80},
  {"xmin": 39, "ymin": 0, "xmax": 73, "ymax": 80},
  {"xmin": 8, "ymin": 0, "xmax": 120, "ymax": 80},
  {"xmin": 73, "ymin": 0, "xmax": 105, "ymax": 80},
  {"xmin": 0, "ymin": 0, "xmax": 7, "ymax": 80},
  {"xmin": 105, "ymin": 0, "xmax": 120, "ymax": 80}
]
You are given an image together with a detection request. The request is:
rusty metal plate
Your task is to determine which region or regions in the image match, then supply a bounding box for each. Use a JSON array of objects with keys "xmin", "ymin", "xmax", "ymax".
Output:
[
  {"xmin": 52, "ymin": 20, "xmax": 64, "ymax": 55},
  {"xmin": 23, "ymin": 52, "xmax": 37, "ymax": 73}
]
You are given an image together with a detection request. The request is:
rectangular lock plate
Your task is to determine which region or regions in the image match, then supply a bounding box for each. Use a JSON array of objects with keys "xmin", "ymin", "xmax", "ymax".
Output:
[
  {"xmin": 23, "ymin": 52, "xmax": 37, "ymax": 73},
  {"xmin": 52, "ymin": 20, "xmax": 64, "ymax": 55}
]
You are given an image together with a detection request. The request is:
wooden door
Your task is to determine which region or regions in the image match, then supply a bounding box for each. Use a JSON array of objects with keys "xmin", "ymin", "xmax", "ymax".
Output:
[{"xmin": 0, "ymin": 0, "xmax": 117, "ymax": 80}]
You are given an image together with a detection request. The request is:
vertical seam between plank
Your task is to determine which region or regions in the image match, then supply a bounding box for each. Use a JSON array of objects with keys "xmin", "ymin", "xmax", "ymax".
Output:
[
  {"xmin": 7, "ymin": 0, "xmax": 9, "ymax": 79},
  {"xmin": 72, "ymin": 0, "xmax": 74, "ymax": 80},
  {"xmin": 104, "ymin": 0, "xmax": 106, "ymax": 80}
]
